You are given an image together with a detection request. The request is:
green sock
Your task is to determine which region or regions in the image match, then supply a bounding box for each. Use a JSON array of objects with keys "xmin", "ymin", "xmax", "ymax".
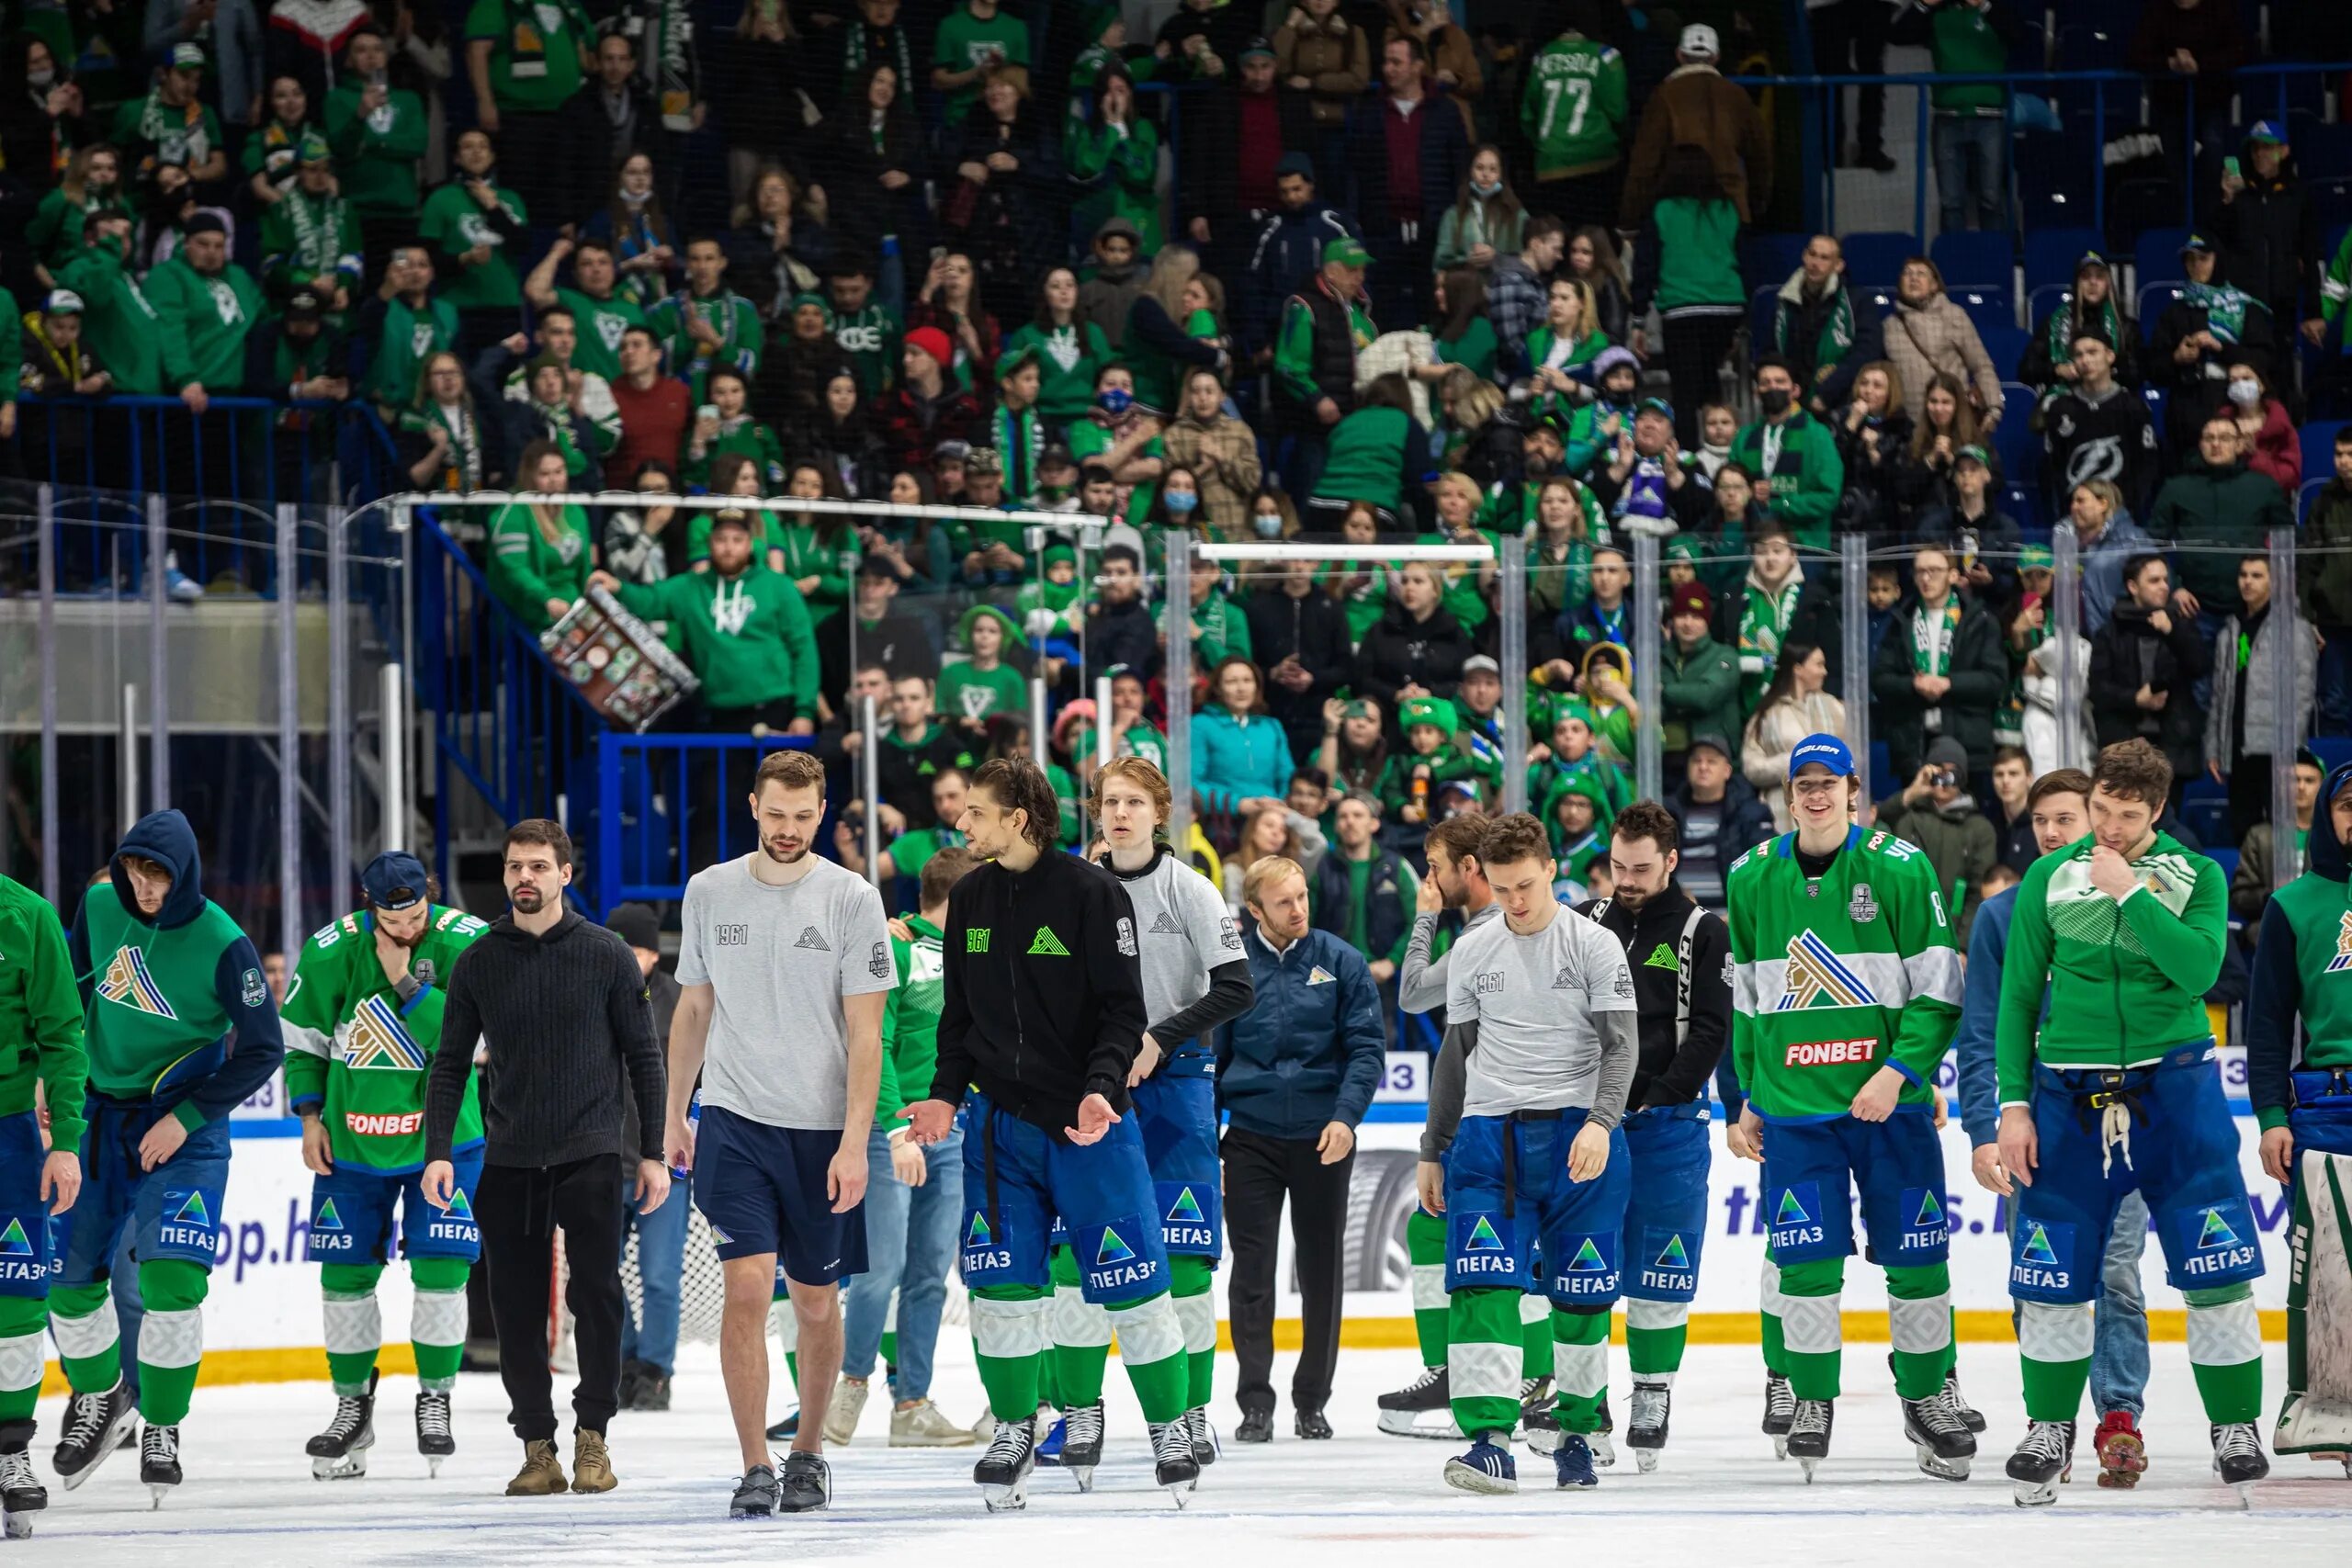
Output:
[
  {"xmin": 49, "ymin": 1280, "xmax": 121, "ymax": 1395},
  {"xmin": 2016, "ymin": 1299, "xmax": 2092, "ymax": 1421},
  {"xmin": 880, "ymin": 1329, "xmax": 899, "ymax": 1372},
  {"xmin": 1551, "ymin": 1307, "xmax": 1610, "ymax": 1432},
  {"xmin": 137, "ymin": 1258, "xmax": 209, "ymax": 1427},
  {"xmin": 1521, "ymin": 1291, "xmax": 1555, "ymax": 1381},
  {"xmin": 1447, "ymin": 1286, "xmax": 1523, "ymax": 1438},
  {"xmin": 1775, "ymin": 1257, "xmax": 1843, "ymax": 1403},
  {"xmin": 1107, "ymin": 1291, "xmax": 1189, "ymax": 1424},
  {"xmin": 1169, "ymin": 1255, "xmax": 1217, "ymax": 1408},
  {"xmin": 1407, "ymin": 1208, "xmax": 1448, "ymax": 1368},
  {"xmin": 1886, "ymin": 1263, "xmax": 1952, "ymax": 1402},
  {"xmin": 969, "ymin": 1286, "xmax": 1049, "ymax": 1421},
  {"xmin": 2184, "ymin": 1286, "xmax": 2264, "ymax": 1425},
  {"xmin": 0, "ymin": 1295, "xmax": 47, "ymax": 1424},
  {"xmin": 1049, "ymin": 1244, "xmax": 1110, "ymax": 1409},
  {"xmin": 1623, "ymin": 1299, "xmax": 1689, "ymax": 1379}
]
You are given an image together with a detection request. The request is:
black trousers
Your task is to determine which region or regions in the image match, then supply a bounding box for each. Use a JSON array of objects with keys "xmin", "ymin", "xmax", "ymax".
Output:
[
  {"xmin": 478, "ymin": 1154, "xmax": 628, "ymax": 1442},
  {"xmin": 1814, "ymin": 0, "xmax": 1891, "ymax": 158},
  {"xmin": 1659, "ymin": 312, "xmax": 1745, "ymax": 447},
  {"xmin": 1221, "ymin": 1124, "xmax": 1354, "ymax": 1415}
]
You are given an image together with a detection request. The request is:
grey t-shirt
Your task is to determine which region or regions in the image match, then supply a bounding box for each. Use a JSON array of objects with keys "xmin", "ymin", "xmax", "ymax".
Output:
[
  {"xmin": 1448, "ymin": 906, "xmax": 1636, "ymax": 1117},
  {"xmin": 676, "ymin": 853, "xmax": 894, "ymax": 1129},
  {"xmin": 1119, "ymin": 850, "xmax": 1242, "ymax": 1046}
]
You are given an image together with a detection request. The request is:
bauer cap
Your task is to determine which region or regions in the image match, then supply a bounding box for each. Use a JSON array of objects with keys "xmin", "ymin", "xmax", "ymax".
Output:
[
  {"xmin": 1789, "ymin": 733, "xmax": 1855, "ymax": 780},
  {"xmin": 362, "ymin": 851, "xmax": 433, "ymax": 911}
]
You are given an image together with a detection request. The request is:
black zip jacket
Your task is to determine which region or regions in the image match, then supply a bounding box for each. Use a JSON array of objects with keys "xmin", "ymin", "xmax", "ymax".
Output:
[
  {"xmin": 427, "ymin": 911, "xmax": 665, "ymax": 1169},
  {"xmin": 1571, "ymin": 883, "xmax": 1732, "ymax": 1110},
  {"xmin": 933, "ymin": 850, "xmax": 1148, "ymax": 1136}
]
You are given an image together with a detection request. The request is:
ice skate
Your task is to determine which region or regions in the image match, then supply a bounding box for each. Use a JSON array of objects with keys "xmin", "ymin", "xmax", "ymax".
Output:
[
  {"xmin": 1182, "ymin": 1406, "xmax": 1218, "ymax": 1466},
  {"xmin": 1033, "ymin": 1410, "xmax": 1065, "ymax": 1467},
  {"xmin": 307, "ymin": 1371, "xmax": 377, "ymax": 1479},
  {"xmin": 1521, "ymin": 1393, "xmax": 1562, "ymax": 1454},
  {"xmin": 1443, "ymin": 1432, "xmax": 1519, "ymax": 1495},
  {"xmin": 1591, "ymin": 1393, "xmax": 1616, "ymax": 1468},
  {"xmin": 52, "ymin": 1380, "xmax": 137, "ymax": 1491},
  {"xmin": 1760, "ymin": 1373, "xmax": 1795, "ymax": 1460},
  {"xmin": 416, "ymin": 1390, "xmax": 455, "ymax": 1477},
  {"xmin": 1626, "ymin": 1379, "xmax": 1671, "ymax": 1472},
  {"xmin": 974, "ymin": 1416, "xmax": 1036, "ymax": 1511},
  {"xmin": 1786, "ymin": 1398, "xmax": 1832, "ymax": 1482},
  {"xmin": 730, "ymin": 1462, "xmax": 779, "ymax": 1517},
  {"xmin": 0, "ymin": 1446, "xmax": 45, "ymax": 1534},
  {"xmin": 1150, "ymin": 1418, "xmax": 1200, "ymax": 1503},
  {"xmin": 1945, "ymin": 1372, "xmax": 1985, "ymax": 1434},
  {"xmin": 2211, "ymin": 1422, "xmax": 2269, "ymax": 1506},
  {"xmin": 140, "ymin": 1423, "xmax": 182, "ymax": 1507},
  {"xmin": 777, "ymin": 1450, "xmax": 831, "ymax": 1513},
  {"xmin": 1376, "ymin": 1364, "xmax": 1458, "ymax": 1439},
  {"xmin": 2007, "ymin": 1420, "xmax": 2071, "ymax": 1506},
  {"xmin": 1902, "ymin": 1387, "xmax": 1975, "ymax": 1482},
  {"xmin": 1552, "ymin": 1432, "xmax": 1599, "ymax": 1489},
  {"xmin": 1058, "ymin": 1400, "xmax": 1103, "ymax": 1492},
  {"xmin": 2093, "ymin": 1410, "xmax": 2145, "ymax": 1489}
]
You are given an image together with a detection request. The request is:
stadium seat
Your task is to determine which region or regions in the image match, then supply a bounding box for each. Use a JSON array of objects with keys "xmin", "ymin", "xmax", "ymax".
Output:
[
  {"xmin": 2179, "ymin": 776, "xmax": 2230, "ymax": 849},
  {"xmin": 2015, "ymin": 131, "xmax": 2092, "ymax": 232},
  {"xmin": 1978, "ymin": 324, "xmax": 2030, "ymax": 381},
  {"xmin": 2311, "ymin": 175, "xmax": 2352, "ymax": 234},
  {"xmin": 1993, "ymin": 389, "xmax": 2040, "ymax": 489},
  {"xmin": 2024, "ymin": 227, "xmax": 2104, "ymax": 293},
  {"xmin": 2305, "ymin": 479, "xmax": 2328, "ymax": 522},
  {"xmin": 2308, "ymin": 423, "xmax": 2347, "ymax": 485},
  {"xmin": 1954, "ymin": 290, "xmax": 2017, "ymax": 337},
  {"xmin": 2024, "ymin": 284, "xmax": 2072, "ymax": 333},
  {"xmin": 2132, "ymin": 228, "xmax": 2193, "ymax": 292},
  {"xmin": 1840, "ymin": 231, "xmax": 1918, "ymax": 291},
  {"xmin": 2142, "ymin": 384, "xmax": 2168, "ymax": 429},
  {"xmin": 1929, "ymin": 231, "xmax": 2012, "ymax": 293},
  {"xmin": 1749, "ymin": 285, "xmax": 1782, "ymax": 352},
  {"xmin": 2003, "ymin": 485, "xmax": 2045, "ymax": 536},
  {"xmin": 1742, "ymin": 232, "xmax": 1807, "ymax": 290},
  {"xmin": 2137, "ymin": 281, "xmax": 2187, "ymax": 329}
]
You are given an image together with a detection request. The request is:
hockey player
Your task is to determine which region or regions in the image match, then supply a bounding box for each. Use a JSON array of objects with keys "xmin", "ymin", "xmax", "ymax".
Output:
[
  {"xmin": 1419, "ymin": 813, "xmax": 1638, "ymax": 1494},
  {"xmin": 280, "ymin": 852, "xmax": 487, "ymax": 1480},
  {"xmin": 1386, "ymin": 814, "xmax": 1506, "ymax": 1442},
  {"xmin": 901, "ymin": 759, "xmax": 1197, "ymax": 1510},
  {"xmin": 1572, "ymin": 801, "xmax": 1732, "ymax": 1472},
  {"xmin": 52, "ymin": 810, "xmax": 286, "ymax": 1501},
  {"xmin": 1045, "ymin": 760, "xmax": 1250, "ymax": 1483},
  {"xmin": 0, "ymin": 872, "xmax": 86, "ymax": 1537},
  {"xmin": 2247, "ymin": 756, "xmax": 2352, "ymax": 1474},
  {"xmin": 1996, "ymin": 739, "xmax": 2267, "ymax": 1505},
  {"xmin": 1726, "ymin": 736, "xmax": 1973, "ymax": 1483}
]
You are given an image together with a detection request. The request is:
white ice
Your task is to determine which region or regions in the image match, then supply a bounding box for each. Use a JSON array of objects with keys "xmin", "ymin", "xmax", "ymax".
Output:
[{"xmin": 12, "ymin": 1341, "xmax": 2348, "ymax": 1564}]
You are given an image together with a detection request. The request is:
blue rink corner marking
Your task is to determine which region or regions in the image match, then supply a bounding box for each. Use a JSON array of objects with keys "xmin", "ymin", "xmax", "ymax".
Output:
[
  {"xmin": 1356, "ymin": 1100, "xmax": 2258, "ymax": 1125},
  {"xmin": 230, "ymin": 1119, "xmax": 303, "ymax": 1138}
]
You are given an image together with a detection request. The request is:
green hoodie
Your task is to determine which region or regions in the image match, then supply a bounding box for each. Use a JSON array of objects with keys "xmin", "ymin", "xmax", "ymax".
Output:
[
  {"xmin": 53, "ymin": 242, "xmax": 162, "ymax": 395},
  {"xmin": 325, "ymin": 79, "xmax": 431, "ymax": 216},
  {"xmin": 1996, "ymin": 830, "xmax": 2227, "ymax": 1103},
  {"xmin": 2149, "ymin": 457, "xmax": 2297, "ymax": 619},
  {"xmin": 419, "ymin": 180, "xmax": 529, "ymax": 310},
  {"xmin": 876, "ymin": 913, "xmax": 948, "ymax": 1119},
  {"xmin": 1192, "ymin": 586, "xmax": 1253, "ymax": 666},
  {"xmin": 259, "ymin": 183, "xmax": 363, "ymax": 299},
  {"xmin": 1003, "ymin": 319, "xmax": 1113, "ymax": 423},
  {"xmin": 367, "ymin": 292, "xmax": 459, "ymax": 407},
  {"xmin": 1729, "ymin": 410, "xmax": 1843, "ymax": 550},
  {"xmin": 1522, "ymin": 32, "xmax": 1628, "ymax": 178},
  {"xmin": 614, "ymin": 563, "xmax": 820, "ymax": 714},
  {"xmin": 486, "ymin": 502, "xmax": 594, "ymax": 631},
  {"xmin": 148, "ymin": 256, "xmax": 265, "ymax": 392},
  {"xmin": 939, "ymin": 606, "xmax": 1028, "ymax": 723},
  {"xmin": 682, "ymin": 417, "xmax": 787, "ymax": 491},
  {"xmin": 0, "ymin": 874, "xmax": 87, "ymax": 1150},
  {"xmin": 555, "ymin": 286, "xmax": 648, "ymax": 385},
  {"xmin": 1658, "ymin": 631, "xmax": 1743, "ymax": 754}
]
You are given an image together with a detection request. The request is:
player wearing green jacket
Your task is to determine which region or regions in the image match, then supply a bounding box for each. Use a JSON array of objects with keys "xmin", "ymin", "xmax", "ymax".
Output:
[
  {"xmin": 281, "ymin": 854, "xmax": 487, "ymax": 1480},
  {"xmin": 1727, "ymin": 733, "xmax": 1972, "ymax": 1483},
  {"xmin": 0, "ymin": 874, "xmax": 86, "ymax": 1531},
  {"xmin": 53, "ymin": 810, "xmax": 286, "ymax": 1500},
  {"xmin": 1521, "ymin": 28, "xmax": 1627, "ymax": 184},
  {"xmin": 1994, "ymin": 738, "xmax": 2267, "ymax": 1504},
  {"xmin": 593, "ymin": 509, "xmax": 821, "ymax": 722}
]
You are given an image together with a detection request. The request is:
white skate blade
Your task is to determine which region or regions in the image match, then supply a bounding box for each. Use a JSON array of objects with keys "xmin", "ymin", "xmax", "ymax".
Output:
[
  {"xmin": 2275, "ymin": 1393, "xmax": 2352, "ymax": 1456},
  {"xmin": 149, "ymin": 1484, "xmax": 171, "ymax": 1510},
  {"xmin": 3, "ymin": 1509, "xmax": 28, "ymax": 1540},
  {"xmin": 1634, "ymin": 1447, "xmax": 1660, "ymax": 1473},
  {"xmin": 1591, "ymin": 1432, "xmax": 1616, "ymax": 1468},
  {"xmin": 1916, "ymin": 1445, "xmax": 1971, "ymax": 1483},
  {"xmin": 2012, "ymin": 1477, "xmax": 2058, "ymax": 1507},
  {"xmin": 311, "ymin": 1452, "xmax": 370, "ymax": 1480},
  {"xmin": 1770, "ymin": 1435, "xmax": 1789, "ymax": 1461},
  {"xmin": 426, "ymin": 1457, "xmax": 444, "ymax": 1479},
  {"xmin": 981, "ymin": 1476, "xmax": 1030, "ymax": 1512},
  {"xmin": 1797, "ymin": 1456, "xmax": 1820, "ymax": 1483},
  {"xmin": 1066, "ymin": 1464, "xmax": 1094, "ymax": 1494},
  {"xmin": 1165, "ymin": 1482, "xmax": 1192, "ymax": 1509},
  {"xmin": 1377, "ymin": 1408, "xmax": 1461, "ymax": 1439},
  {"xmin": 1521, "ymin": 1426, "xmax": 1560, "ymax": 1456}
]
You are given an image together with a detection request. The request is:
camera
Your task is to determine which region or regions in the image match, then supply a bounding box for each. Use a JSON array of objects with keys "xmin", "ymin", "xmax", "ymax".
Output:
[{"xmin": 1931, "ymin": 765, "xmax": 1961, "ymax": 789}]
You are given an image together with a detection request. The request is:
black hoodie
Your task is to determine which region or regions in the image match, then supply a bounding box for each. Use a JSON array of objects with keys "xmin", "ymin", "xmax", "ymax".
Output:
[
  {"xmin": 932, "ymin": 848, "xmax": 1148, "ymax": 1137},
  {"xmin": 1573, "ymin": 883, "xmax": 1732, "ymax": 1111},
  {"xmin": 427, "ymin": 910, "xmax": 664, "ymax": 1169}
]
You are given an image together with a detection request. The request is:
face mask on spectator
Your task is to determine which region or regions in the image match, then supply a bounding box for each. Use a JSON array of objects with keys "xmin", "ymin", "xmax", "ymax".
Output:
[
  {"xmin": 2227, "ymin": 377, "xmax": 2261, "ymax": 408},
  {"xmin": 1252, "ymin": 512, "xmax": 1283, "ymax": 537},
  {"xmin": 1758, "ymin": 387, "xmax": 1792, "ymax": 416},
  {"xmin": 28, "ymin": 66, "xmax": 54, "ymax": 88},
  {"xmin": 1471, "ymin": 178, "xmax": 1500, "ymax": 197},
  {"xmin": 1099, "ymin": 386, "xmax": 1133, "ymax": 415},
  {"xmin": 1165, "ymin": 489, "xmax": 1198, "ymax": 514}
]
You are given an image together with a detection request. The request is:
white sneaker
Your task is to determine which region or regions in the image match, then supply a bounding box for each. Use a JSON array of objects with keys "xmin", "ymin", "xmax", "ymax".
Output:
[
  {"xmin": 822, "ymin": 1378, "xmax": 869, "ymax": 1446},
  {"xmin": 890, "ymin": 1399, "xmax": 980, "ymax": 1448}
]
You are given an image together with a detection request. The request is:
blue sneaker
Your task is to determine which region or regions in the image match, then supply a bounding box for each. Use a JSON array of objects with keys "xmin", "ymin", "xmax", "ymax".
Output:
[
  {"xmin": 1554, "ymin": 1433, "xmax": 1600, "ymax": 1490},
  {"xmin": 1443, "ymin": 1434, "xmax": 1519, "ymax": 1495},
  {"xmin": 1035, "ymin": 1415, "xmax": 1067, "ymax": 1467}
]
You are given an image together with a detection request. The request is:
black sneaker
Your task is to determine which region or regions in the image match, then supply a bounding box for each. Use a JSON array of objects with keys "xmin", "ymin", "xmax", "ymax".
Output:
[
  {"xmin": 764, "ymin": 1411, "xmax": 799, "ymax": 1442},
  {"xmin": 1294, "ymin": 1406, "xmax": 1333, "ymax": 1439},
  {"xmin": 616, "ymin": 1360, "xmax": 649, "ymax": 1411},
  {"xmin": 1235, "ymin": 1406, "xmax": 1273, "ymax": 1443},
  {"xmin": 730, "ymin": 1462, "xmax": 780, "ymax": 1518},
  {"xmin": 777, "ymin": 1451, "xmax": 831, "ymax": 1513},
  {"xmin": 634, "ymin": 1373, "xmax": 672, "ymax": 1413}
]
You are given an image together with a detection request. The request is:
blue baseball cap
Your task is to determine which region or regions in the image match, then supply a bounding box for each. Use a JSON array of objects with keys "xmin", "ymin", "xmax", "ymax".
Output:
[
  {"xmin": 1789, "ymin": 733, "xmax": 1856, "ymax": 780},
  {"xmin": 2247, "ymin": 119, "xmax": 2287, "ymax": 146},
  {"xmin": 361, "ymin": 851, "xmax": 433, "ymax": 911}
]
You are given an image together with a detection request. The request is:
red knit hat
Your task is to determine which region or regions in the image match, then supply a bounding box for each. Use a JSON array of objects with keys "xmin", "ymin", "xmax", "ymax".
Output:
[
  {"xmin": 904, "ymin": 325, "xmax": 955, "ymax": 370},
  {"xmin": 1669, "ymin": 581, "xmax": 1713, "ymax": 621}
]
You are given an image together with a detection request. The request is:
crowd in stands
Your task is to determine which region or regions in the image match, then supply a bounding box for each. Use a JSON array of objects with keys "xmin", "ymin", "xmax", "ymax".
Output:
[{"xmin": 4, "ymin": 0, "xmax": 2350, "ymax": 1001}]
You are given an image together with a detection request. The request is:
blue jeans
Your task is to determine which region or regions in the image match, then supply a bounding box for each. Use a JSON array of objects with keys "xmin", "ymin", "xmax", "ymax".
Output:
[
  {"xmin": 620, "ymin": 1168, "xmax": 692, "ymax": 1377},
  {"xmin": 842, "ymin": 1122, "xmax": 963, "ymax": 1399},
  {"xmin": 1931, "ymin": 114, "xmax": 2004, "ymax": 234},
  {"xmin": 2089, "ymin": 1190, "xmax": 2151, "ymax": 1419}
]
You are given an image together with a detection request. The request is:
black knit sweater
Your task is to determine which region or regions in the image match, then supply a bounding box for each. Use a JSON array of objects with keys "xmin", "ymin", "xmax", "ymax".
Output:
[{"xmin": 426, "ymin": 911, "xmax": 666, "ymax": 1168}]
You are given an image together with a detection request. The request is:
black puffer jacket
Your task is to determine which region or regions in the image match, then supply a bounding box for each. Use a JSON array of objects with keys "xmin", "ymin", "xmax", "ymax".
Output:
[{"xmin": 1353, "ymin": 599, "xmax": 1475, "ymax": 716}]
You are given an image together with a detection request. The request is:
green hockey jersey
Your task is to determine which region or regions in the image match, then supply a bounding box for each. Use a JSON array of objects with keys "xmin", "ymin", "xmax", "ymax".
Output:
[
  {"xmin": 1521, "ymin": 33, "xmax": 1628, "ymax": 179},
  {"xmin": 0, "ymin": 874, "xmax": 87, "ymax": 1147},
  {"xmin": 281, "ymin": 905, "xmax": 487, "ymax": 1174},
  {"xmin": 877, "ymin": 914, "xmax": 946, "ymax": 1119},
  {"xmin": 1728, "ymin": 826, "xmax": 1962, "ymax": 1122}
]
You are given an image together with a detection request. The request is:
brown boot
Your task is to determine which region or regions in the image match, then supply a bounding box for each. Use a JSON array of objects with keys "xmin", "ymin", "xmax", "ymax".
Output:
[
  {"xmin": 571, "ymin": 1427, "xmax": 616, "ymax": 1493},
  {"xmin": 505, "ymin": 1438, "xmax": 567, "ymax": 1495}
]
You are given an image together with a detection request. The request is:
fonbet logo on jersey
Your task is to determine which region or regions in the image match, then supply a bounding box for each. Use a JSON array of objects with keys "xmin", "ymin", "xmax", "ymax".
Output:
[{"xmin": 1784, "ymin": 1036, "xmax": 1878, "ymax": 1068}]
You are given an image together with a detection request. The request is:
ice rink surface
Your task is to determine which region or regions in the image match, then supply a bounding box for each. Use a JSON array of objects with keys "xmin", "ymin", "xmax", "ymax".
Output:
[{"xmin": 13, "ymin": 1341, "xmax": 2349, "ymax": 1565}]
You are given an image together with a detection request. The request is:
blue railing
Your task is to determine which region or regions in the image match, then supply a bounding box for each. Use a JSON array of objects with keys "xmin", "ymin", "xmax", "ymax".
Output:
[{"xmin": 593, "ymin": 731, "xmax": 829, "ymax": 918}]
